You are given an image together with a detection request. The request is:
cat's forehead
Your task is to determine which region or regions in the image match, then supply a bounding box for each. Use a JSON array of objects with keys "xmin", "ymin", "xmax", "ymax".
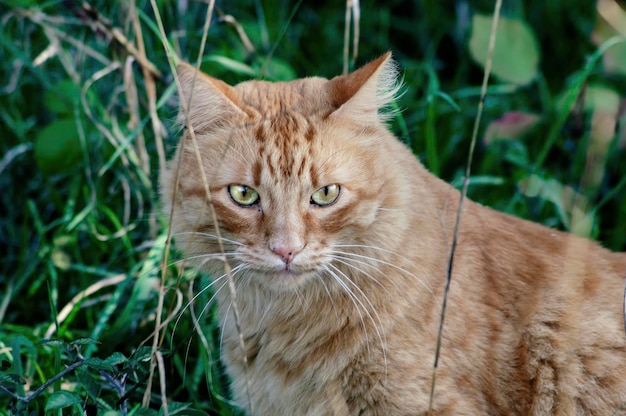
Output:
[
  {"xmin": 247, "ymin": 112, "xmax": 319, "ymax": 186},
  {"xmin": 219, "ymin": 78, "xmax": 373, "ymax": 187},
  {"xmin": 235, "ymin": 77, "xmax": 332, "ymax": 117}
]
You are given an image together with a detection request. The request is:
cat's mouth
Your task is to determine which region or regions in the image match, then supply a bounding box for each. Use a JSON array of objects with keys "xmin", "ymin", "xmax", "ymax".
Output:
[
  {"xmin": 277, "ymin": 266, "xmax": 306, "ymax": 277},
  {"xmin": 264, "ymin": 265, "xmax": 317, "ymax": 286}
]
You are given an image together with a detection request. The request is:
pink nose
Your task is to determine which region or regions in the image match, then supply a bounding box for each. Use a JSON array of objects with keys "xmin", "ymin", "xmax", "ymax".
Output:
[{"xmin": 270, "ymin": 244, "xmax": 303, "ymax": 264}]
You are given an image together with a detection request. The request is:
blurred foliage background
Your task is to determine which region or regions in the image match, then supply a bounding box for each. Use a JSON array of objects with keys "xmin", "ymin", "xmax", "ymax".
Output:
[{"xmin": 1, "ymin": 0, "xmax": 625, "ymax": 414}]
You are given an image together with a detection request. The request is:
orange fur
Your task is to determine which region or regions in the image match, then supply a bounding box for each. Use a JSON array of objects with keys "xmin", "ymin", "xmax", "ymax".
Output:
[{"xmin": 160, "ymin": 54, "xmax": 626, "ymax": 415}]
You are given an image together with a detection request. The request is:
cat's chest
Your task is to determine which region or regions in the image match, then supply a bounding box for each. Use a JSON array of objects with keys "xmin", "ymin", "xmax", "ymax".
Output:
[{"xmin": 219, "ymin": 296, "xmax": 369, "ymax": 374}]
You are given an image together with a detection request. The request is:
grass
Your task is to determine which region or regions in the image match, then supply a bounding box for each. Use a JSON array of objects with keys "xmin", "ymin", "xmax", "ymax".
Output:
[{"xmin": 1, "ymin": 0, "xmax": 625, "ymax": 414}]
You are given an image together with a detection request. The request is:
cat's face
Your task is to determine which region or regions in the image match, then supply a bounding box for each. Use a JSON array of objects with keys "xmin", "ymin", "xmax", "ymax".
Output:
[{"xmin": 162, "ymin": 54, "xmax": 399, "ymax": 291}]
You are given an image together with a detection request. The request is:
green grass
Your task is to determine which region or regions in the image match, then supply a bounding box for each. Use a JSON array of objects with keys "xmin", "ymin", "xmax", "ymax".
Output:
[{"xmin": 1, "ymin": 0, "xmax": 625, "ymax": 415}]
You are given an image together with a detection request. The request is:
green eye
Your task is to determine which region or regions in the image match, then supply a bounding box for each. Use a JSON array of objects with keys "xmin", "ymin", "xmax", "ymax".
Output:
[
  {"xmin": 228, "ymin": 185, "xmax": 260, "ymax": 206},
  {"xmin": 311, "ymin": 184, "xmax": 340, "ymax": 206}
]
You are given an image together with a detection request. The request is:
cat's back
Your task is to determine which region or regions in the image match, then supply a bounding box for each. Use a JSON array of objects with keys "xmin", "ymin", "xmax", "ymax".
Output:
[{"xmin": 441, "ymin": 201, "xmax": 626, "ymax": 414}]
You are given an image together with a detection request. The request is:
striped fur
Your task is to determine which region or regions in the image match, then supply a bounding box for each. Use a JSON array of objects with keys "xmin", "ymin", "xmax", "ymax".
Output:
[{"xmin": 160, "ymin": 54, "xmax": 626, "ymax": 415}]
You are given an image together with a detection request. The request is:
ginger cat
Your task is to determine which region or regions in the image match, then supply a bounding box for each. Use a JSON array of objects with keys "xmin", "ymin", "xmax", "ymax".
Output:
[{"xmin": 160, "ymin": 53, "xmax": 626, "ymax": 415}]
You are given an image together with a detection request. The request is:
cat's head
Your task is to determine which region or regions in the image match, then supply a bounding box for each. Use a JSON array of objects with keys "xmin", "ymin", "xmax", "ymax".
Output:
[{"xmin": 161, "ymin": 53, "xmax": 403, "ymax": 291}]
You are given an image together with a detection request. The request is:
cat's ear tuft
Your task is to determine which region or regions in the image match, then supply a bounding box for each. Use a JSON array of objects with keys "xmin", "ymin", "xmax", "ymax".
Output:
[
  {"xmin": 176, "ymin": 62, "xmax": 246, "ymax": 131},
  {"xmin": 326, "ymin": 52, "xmax": 401, "ymax": 123}
]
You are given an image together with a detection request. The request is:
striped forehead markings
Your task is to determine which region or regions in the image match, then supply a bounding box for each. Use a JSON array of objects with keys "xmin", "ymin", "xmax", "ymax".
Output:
[{"xmin": 252, "ymin": 114, "xmax": 317, "ymax": 181}]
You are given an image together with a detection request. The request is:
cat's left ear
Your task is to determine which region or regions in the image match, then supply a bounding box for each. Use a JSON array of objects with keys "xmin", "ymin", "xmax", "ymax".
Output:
[
  {"xmin": 326, "ymin": 52, "xmax": 400, "ymax": 123},
  {"xmin": 176, "ymin": 62, "xmax": 247, "ymax": 132}
]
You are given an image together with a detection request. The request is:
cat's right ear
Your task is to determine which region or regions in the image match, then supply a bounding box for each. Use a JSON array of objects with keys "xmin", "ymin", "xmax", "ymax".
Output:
[
  {"xmin": 326, "ymin": 52, "xmax": 400, "ymax": 124},
  {"xmin": 176, "ymin": 62, "xmax": 247, "ymax": 130}
]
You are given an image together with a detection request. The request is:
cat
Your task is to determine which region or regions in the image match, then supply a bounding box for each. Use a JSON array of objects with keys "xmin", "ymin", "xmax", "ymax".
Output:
[{"xmin": 160, "ymin": 52, "xmax": 626, "ymax": 415}]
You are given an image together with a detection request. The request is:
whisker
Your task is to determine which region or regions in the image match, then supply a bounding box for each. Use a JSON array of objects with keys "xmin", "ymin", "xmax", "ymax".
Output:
[
  {"xmin": 332, "ymin": 243, "xmax": 417, "ymax": 265},
  {"xmin": 328, "ymin": 255, "xmax": 388, "ymax": 290},
  {"xmin": 326, "ymin": 263, "xmax": 388, "ymax": 382},
  {"xmin": 194, "ymin": 278, "xmax": 231, "ymax": 324},
  {"xmin": 195, "ymin": 264, "xmax": 249, "ymax": 322},
  {"xmin": 218, "ymin": 268, "xmax": 253, "ymax": 356},
  {"xmin": 324, "ymin": 264, "xmax": 385, "ymax": 356},
  {"xmin": 220, "ymin": 301, "xmax": 232, "ymax": 355},
  {"xmin": 171, "ymin": 264, "xmax": 246, "ymax": 343},
  {"xmin": 172, "ymin": 231, "xmax": 244, "ymax": 247},
  {"xmin": 315, "ymin": 272, "xmax": 340, "ymax": 321},
  {"xmin": 331, "ymin": 248, "xmax": 433, "ymax": 295},
  {"xmin": 323, "ymin": 265, "xmax": 370, "ymax": 349},
  {"xmin": 173, "ymin": 252, "xmax": 242, "ymax": 266}
]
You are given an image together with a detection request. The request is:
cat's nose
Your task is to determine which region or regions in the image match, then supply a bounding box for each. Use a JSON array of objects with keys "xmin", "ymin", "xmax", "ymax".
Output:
[{"xmin": 270, "ymin": 243, "xmax": 304, "ymax": 265}]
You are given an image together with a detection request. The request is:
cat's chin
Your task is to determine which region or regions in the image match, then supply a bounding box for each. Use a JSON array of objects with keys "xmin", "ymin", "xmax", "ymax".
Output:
[{"xmin": 260, "ymin": 268, "xmax": 318, "ymax": 290}]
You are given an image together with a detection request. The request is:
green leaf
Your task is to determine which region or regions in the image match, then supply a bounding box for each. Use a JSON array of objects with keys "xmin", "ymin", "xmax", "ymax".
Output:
[
  {"xmin": 518, "ymin": 174, "xmax": 596, "ymax": 236},
  {"xmin": 130, "ymin": 407, "xmax": 159, "ymax": 416},
  {"xmin": 4, "ymin": 0, "xmax": 39, "ymax": 6},
  {"xmin": 164, "ymin": 401, "xmax": 210, "ymax": 415},
  {"xmin": 37, "ymin": 338, "xmax": 65, "ymax": 347},
  {"xmin": 83, "ymin": 357, "xmax": 114, "ymax": 371},
  {"xmin": 104, "ymin": 352, "xmax": 128, "ymax": 366},
  {"xmin": 468, "ymin": 175, "xmax": 505, "ymax": 186},
  {"xmin": 131, "ymin": 346, "xmax": 154, "ymax": 363},
  {"xmin": 257, "ymin": 57, "xmax": 297, "ymax": 81},
  {"xmin": 202, "ymin": 55, "xmax": 256, "ymax": 77},
  {"xmin": 0, "ymin": 373, "xmax": 27, "ymax": 386},
  {"xmin": 34, "ymin": 118, "xmax": 84, "ymax": 174},
  {"xmin": 469, "ymin": 14, "xmax": 540, "ymax": 85},
  {"xmin": 75, "ymin": 366, "xmax": 101, "ymax": 401},
  {"xmin": 45, "ymin": 391, "xmax": 82, "ymax": 410},
  {"xmin": 585, "ymin": 85, "xmax": 620, "ymax": 113},
  {"xmin": 70, "ymin": 337, "xmax": 101, "ymax": 346},
  {"xmin": 44, "ymin": 80, "xmax": 80, "ymax": 116},
  {"xmin": 503, "ymin": 141, "xmax": 530, "ymax": 168},
  {"xmin": 592, "ymin": 1, "xmax": 626, "ymax": 75},
  {"xmin": 104, "ymin": 234, "xmax": 164, "ymax": 344}
]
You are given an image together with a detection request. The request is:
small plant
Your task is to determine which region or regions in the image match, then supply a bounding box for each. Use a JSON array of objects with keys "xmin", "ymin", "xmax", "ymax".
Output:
[{"xmin": 1, "ymin": 337, "xmax": 150, "ymax": 415}]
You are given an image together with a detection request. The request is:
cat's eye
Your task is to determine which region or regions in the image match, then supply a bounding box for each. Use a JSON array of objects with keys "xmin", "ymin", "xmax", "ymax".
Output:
[
  {"xmin": 311, "ymin": 184, "xmax": 340, "ymax": 206},
  {"xmin": 228, "ymin": 184, "xmax": 260, "ymax": 206}
]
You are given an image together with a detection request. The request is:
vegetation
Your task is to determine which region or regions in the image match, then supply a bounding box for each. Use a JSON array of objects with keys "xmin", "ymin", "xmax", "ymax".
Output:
[{"xmin": 1, "ymin": 0, "xmax": 625, "ymax": 414}]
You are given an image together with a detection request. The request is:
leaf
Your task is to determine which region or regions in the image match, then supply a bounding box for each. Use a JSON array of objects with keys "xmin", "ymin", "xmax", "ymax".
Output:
[
  {"xmin": 70, "ymin": 337, "xmax": 101, "ymax": 346},
  {"xmin": 503, "ymin": 140, "xmax": 530, "ymax": 168},
  {"xmin": 518, "ymin": 174, "xmax": 595, "ymax": 236},
  {"xmin": 51, "ymin": 247, "xmax": 71, "ymax": 270},
  {"xmin": 0, "ymin": 373, "xmax": 27, "ymax": 386},
  {"xmin": 592, "ymin": 0, "xmax": 626, "ymax": 75},
  {"xmin": 469, "ymin": 14, "xmax": 540, "ymax": 85},
  {"xmin": 257, "ymin": 57, "xmax": 297, "ymax": 81},
  {"xmin": 75, "ymin": 366, "xmax": 101, "ymax": 401},
  {"xmin": 164, "ymin": 402, "xmax": 209, "ymax": 416},
  {"xmin": 4, "ymin": 0, "xmax": 39, "ymax": 6},
  {"xmin": 44, "ymin": 80, "xmax": 81, "ymax": 116},
  {"xmin": 83, "ymin": 357, "xmax": 114, "ymax": 371},
  {"xmin": 37, "ymin": 338, "xmax": 65, "ymax": 347},
  {"xmin": 130, "ymin": 407, "xmax": 159, "ymax": 416},
  {"xmin": 104, "ymin": 352, "xmax": 128, "ymax": 366},
  {"xmin": 483, "ymin": 111, "xmax": 540, "ymax": 144},
  {"xmin": 585, "ymin": 85, "xmax": 620, "ymax": 114},
  {"xmin": 45, "ymin": 391, "xmax": 82, "ymax": 410},
  {"xmin": 34, "ymin": 118, "xmax": 84, "ymax": 174},
  {"xmin": 467, "ymin": 175, "xmax": 505, "ymax": 186},
  {"xmin": 202, "ymin": 55, "xmax": 256, "ymax": 77},
  {"xmin": 106, "ymin": 234, "xmax": 164, "ymax": 340},
  {"xmin": 131, "ymin": 346, "xmax": 154, "ymax": 363}
]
